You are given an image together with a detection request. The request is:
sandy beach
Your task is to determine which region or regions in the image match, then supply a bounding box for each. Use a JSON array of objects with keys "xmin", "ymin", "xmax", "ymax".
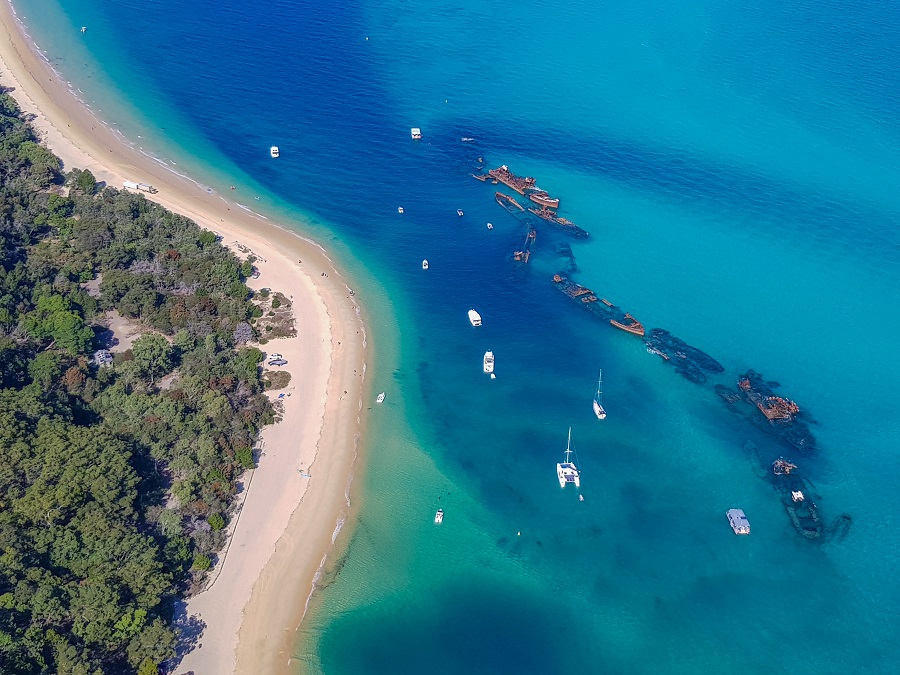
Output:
[{"xmin": 0, "ymin": 2, "xmax": 368, "ymax": 673}]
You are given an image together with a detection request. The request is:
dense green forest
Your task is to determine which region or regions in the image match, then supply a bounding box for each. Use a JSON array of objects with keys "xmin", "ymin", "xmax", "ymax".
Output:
[{"xmin": 0, "ymin": 91, "xmax": 278, "ymax": 674}]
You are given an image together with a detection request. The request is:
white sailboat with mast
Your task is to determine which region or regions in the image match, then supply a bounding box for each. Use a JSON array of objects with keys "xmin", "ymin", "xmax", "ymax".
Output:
[
  {"xmin": 556, "ymin": 427, "xmax": 581, "ymax": 488},
  {"xmin": 593, "ymin": 370, "xmax": 607, "ymax": 420}
]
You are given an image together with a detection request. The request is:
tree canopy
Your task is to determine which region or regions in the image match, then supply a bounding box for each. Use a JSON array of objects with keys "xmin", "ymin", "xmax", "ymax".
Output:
[{"xmin": 0, "ymin": 90, "xmax": 275, "ymax": 674}]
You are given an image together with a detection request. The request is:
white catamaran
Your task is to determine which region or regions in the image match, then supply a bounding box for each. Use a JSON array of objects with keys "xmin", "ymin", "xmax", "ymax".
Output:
[
  {"xmin": 556, "ymin": 427, "xmax": 581, "ymax": 488},
  {"xmin": 593, "ymin": 370, "xmax": 607, "ymax": 420}
]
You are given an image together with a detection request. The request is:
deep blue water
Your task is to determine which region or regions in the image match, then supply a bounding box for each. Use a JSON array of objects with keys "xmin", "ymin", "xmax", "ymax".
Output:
[{"xmin": 18, "ymin": 0, "xmax": 900, "ymax": 672}]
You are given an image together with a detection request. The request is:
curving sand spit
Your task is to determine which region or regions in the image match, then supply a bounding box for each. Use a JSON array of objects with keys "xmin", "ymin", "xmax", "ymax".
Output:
[{"xmin": 0, "ymin": 2, "xmax": 368, "ymax": 673}]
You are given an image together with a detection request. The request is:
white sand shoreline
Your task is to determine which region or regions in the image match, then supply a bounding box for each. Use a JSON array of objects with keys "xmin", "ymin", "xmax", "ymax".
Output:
[{"xmin": 0, "ymin": 2, "xmax": 369, "ymax": 673}]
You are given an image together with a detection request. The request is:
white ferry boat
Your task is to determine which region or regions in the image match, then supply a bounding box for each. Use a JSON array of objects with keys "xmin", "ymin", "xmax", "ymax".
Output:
[
  {"xmin": 410, "ymin": 127, "xmax": 422, "ymax": 140},
  {"xmin": 593, "ymin": 370, "xmax": 607, "ymax": 420},
  {"xmin": 434, "ymin": 508, "xmax": 444, "ymax": 524},
  {"xmin": 557, "ymin": 428, "xmax": 581, "ymax": 488},
  {"xmin": 468, "ymin": 309, "xmax": 482, "ymax": 327},
  {"xmin": 270, "ymin": 146, "xmax": 280, "ymax": 158},
  {"xmin": 726, "ymin": 508, "xmax": 751, "ymax": 535},
  {"xmin": 376, "ymin": 392, "xmax": 386, "ymax": 404},
  {"xmin": 483, "ymin": 350, "xmax": 495, "ymax": 374},
  {"xmin": 422, "ymin": 259, "xmax": 429, "ymax": 270}
]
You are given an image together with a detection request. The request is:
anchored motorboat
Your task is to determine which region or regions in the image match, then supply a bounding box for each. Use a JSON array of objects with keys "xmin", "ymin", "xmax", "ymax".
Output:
[
  {"xmin": 398, "ymin": 206, "xmax": 404, "ymax": 214},
  {"xmin": 457, "ymin": 209, "xmax": 464, "ymax": 217},
  {"xmin": 468, "ymin": 309, "xmax": 482, "ymax": 327},
  {"xmin": 376, "ymin": 392, "xmax": 386, "ymax": 404},
  {"xmin": 434, "ymin": 508, "xmax": 444, "ymax": 524},
  {"xmin": 270, "ymin": 146, "xmax": 280, "ymax": 158},
  {"xmin": 726, "ymin": 508, "xmax": 751, "ymax": 535},
  {"xmin": 422, "ymin": 259, "xmax": 429, "ymax": 270},
  {"xmin": 483, "ymin": 350, "xmax": 495, "ymax": 374}
]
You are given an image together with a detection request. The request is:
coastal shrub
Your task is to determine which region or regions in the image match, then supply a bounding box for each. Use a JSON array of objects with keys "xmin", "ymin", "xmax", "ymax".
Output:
[
  {"xmin": 240, "ymin": 260, "xmax": 254, "ymax": 278},
  {"xmin": 138, "ymin": 659, "xmax": 160, "ymax": 675},
  {"xmin": 265, "ymin": 370, "xmax": 291, "ymax": 390},
  {"xmin": 198, "ymin": 230, "xmax": 217, "ymax": 246},
  {"xmin": 236, "ymin": 446, "xmax": 255, "ymax": 469},
  {"xmin": 73, "ymin": 167, "xmax": 97, "ymax": 194},
  {"xmin": 192, "ymin": 554, "xmax": 212, "ymax": 571},
  {"xmin": 207, "ymin": 513, "xmax": 226, "ymax": 531},
  {"xmin": 271, "ymin": 296, "xmax": 281, "ymax": 309}
]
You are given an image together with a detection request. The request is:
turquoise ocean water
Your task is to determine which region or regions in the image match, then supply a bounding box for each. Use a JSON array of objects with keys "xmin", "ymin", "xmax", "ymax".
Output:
[{"xmin": 16, "ymin": 0, "xmax": 900, "ymax": 671}]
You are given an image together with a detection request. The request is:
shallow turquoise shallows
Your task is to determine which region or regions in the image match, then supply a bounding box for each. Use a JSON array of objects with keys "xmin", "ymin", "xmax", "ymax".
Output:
[{"xmin": 20, "ymin": 0, "xmax": 900, "ymax": 672}]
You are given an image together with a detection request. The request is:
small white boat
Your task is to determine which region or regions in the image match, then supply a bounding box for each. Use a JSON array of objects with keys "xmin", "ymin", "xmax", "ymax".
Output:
[
  {"xmin": 726, "ymin": 508, "xmax": 751, "ymax": 535},
  {"xmin": 557, "ymin": 427, "xmax": 580, "ymax": 488},
  {"xmin": 593, "ymin": 370, "xmax": 607, "ymax": 420},
  {"xmin": 376, "ymin": 392, "xmax": 386, "ymax": 404},
  {"xmin": 80, "ymin": 26, "xmax": 87, "ymax": 33},
  {"xmin": 468, "ymin": 309, "xmax": 482, "ymax": 327},
  {"xmin": 457, "ymin": 209, "xmax": 464, "ymax": 217},
  {"xmin": 434, "ymin": 508, "xmax": 444, "ymax": 524},
  {"xmin": 490, "ymin": 373, "xmax": 496, "ymax": 380},
  {"xmin": 398, "ymin": 206, "xmax": 404, "ymax": 214},
  {"xmin": 270, "ymin": 146, "xmax": 280, "ymax": 158},
  {"xmin": 422, "ymin": 259, "xmax": 429, "ymax": 270},
  {"xmin": 483, "ymin": 350, "xmax": 495, "ymax": 374},
  {"xmin": 461, "ymin": 137, "xmax": 475, "ymax": 142},
  {"xmin": 410, "ymin": 127, "xmax": 422, "ymax": 140},
  {"xmin": 486, "ymin": 222, "xmax": 493, "ymax": 229},
  {"xmin": 579, "ymin": 494, "xmax": 584, "ymax": 502}
]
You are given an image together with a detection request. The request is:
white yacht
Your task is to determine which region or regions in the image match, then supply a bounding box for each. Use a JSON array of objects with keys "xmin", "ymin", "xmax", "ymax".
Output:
[
  {"xmin": 556, "ymin": 427, "xmax": 581, "ymax": 488},
  {"xmin": 270, "ymin": 146, "xmax": 280, "ymax": 158},
  {"xmin": 434, "ymin": 508, "xmax": 444, "ymax": 524},
  {"xmin": 410, "ymin": 127, "xmax": 422, "ymax": 140},
  {"xmin": 726, "ymin": 508, "xmax": 750, "ymax": 535},
  {"xmin": 486, "ymin": 222, "xmax": 493, "ymax": 230},
  {"xmin": 422, "ymin": 259, "xmax": 429, "ymax": 270},
  {"xmin": 457, "ymin": 209, "xmax": 464, "ymax": 217},
  {"xmin": 483, "ymin": 350, "xmax": 495, "ymax": 374},
  {"xmin": 593, "ymin": 370, "xmax": 607, "ymax": 420},
  {"xmin": 376, "ymin": 392, "xmax": 386, "ymax": 404},
  {"xmin": 398, "ymin": 206, "xmax": 404, "ymax": 214},
  {"xmin": 468, "ymin": 309, "xmax": 482, "ymax": 327}
]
